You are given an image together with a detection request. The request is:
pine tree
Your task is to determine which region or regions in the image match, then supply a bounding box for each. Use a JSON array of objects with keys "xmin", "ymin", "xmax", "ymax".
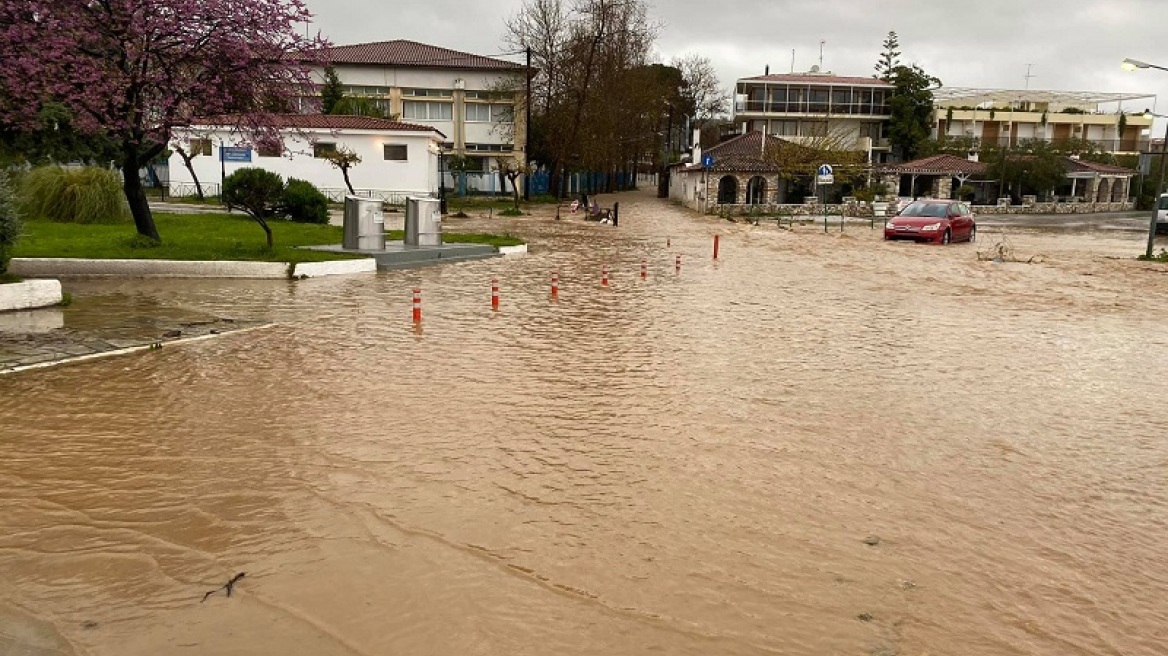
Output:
[
  {"xmin": 321, "ymin": 66, "xmax": 345, "ymax": 115},
  {"xmin": 875, "ymin": 31, "xmax": 901, "ymax": 82}
]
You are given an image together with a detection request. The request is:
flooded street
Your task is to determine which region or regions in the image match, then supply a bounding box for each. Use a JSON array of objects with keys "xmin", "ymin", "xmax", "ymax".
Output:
[{"xmin": 2, "ymin": 192, "xmax": 1167, "ymax": 656}]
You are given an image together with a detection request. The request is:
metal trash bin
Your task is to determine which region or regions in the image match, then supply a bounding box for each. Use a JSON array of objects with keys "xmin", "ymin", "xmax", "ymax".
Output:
[
  {"xmin": 405, "ymin": 197, "xmax": 442, "ymax": 247},
  {"xmin": 342, "ymin": 196, "xmax": 385, "ymax": 251}
]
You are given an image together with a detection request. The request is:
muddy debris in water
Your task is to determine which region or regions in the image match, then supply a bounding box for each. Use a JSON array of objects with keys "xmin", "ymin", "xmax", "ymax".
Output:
[
  {"xmin": 201, "ymin": 572, "xmax": 246, "ymax": 603},
  {"xmin": 857, "ymin": 612, "xmax": 875, "ymax": 622},
  {"xmin": 863, "ymin": 535, "xmax": 881, "ymax": 546}
]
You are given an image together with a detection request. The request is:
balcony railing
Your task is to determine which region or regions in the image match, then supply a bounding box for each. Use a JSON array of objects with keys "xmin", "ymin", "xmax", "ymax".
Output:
[
  {"xmin": 736, "ymin": 100, "xmax": 891, "ymax": 116},
  {"xmin": 940, "ymin": 135, "xmax": 1151, "ymax": 153}
]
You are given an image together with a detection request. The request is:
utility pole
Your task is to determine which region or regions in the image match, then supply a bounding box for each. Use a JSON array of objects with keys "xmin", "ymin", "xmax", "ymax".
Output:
[
  {"xmin": 1024, "ymin": 64, "xmax": 1036, "ymax": 90},
  {"xmin": 523, "ymin": 46, "xmax": 532, "ymax": 202},
  {"xmin": 1146, "ymin": 120, "xmax": 1168, "ymax": 259}
]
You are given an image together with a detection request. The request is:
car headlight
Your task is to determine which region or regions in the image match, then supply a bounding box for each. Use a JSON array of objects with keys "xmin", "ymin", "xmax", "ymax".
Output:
[
  {"xmin": 885, "ymin": 221, "xmax": 897, "ymax": 229},
  {"xmin": 921, "ymin": 222, "xmax": 942, "ymax": 231}
]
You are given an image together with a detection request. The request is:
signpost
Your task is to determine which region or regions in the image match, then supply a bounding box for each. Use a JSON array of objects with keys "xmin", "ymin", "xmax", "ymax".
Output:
[
  {"xmin": 817, "ymin": 164, "xmax": 833, "ymax": 232},
  {"xmin": 702, "ymin": 154, "xmax": 714, "ymax": 213},
  {"xmin": 220, "ymin": 147, "xmax": 253, "ymax": 163}
]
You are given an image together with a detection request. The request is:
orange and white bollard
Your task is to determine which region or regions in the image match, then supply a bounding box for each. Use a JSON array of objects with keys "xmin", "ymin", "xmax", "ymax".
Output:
[
  {"xmin": 641, "ymin": 260, "xmax": 647, "ymax": 279},
  {"xmin": 667, "ymin": 237, "xmax": 671, "ymax": 247},
  {"xmin": 675, "ymin": 254, "xmax": 682, "ymax": 272},
  {"xmin": 491, "ymin": 279, "xmax": 499, "ymax": 311},
  {"xmin": 714, "ymin": 234, "xmax": 720, "ymax": 260},
  {"xmin": 551, "ymin": 272, "xmax": 559, "ymax": 298},
  {"xmin": 412, "ymin": 288, "xmax": 422, "ymax": 323},
  {"xmin": 601, "ymin": 265, "xmax": 609, "ymax": 287}
]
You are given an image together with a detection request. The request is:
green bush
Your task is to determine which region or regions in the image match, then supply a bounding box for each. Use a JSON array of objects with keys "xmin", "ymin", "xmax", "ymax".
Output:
[
  {"xmin": 17, "ymin": 165, "xmax": 130, "ymax": 224},
  {"xmin": 222, "ymin": 167, "xmax": 284, "ymax": 220},
  {"xmin": 0, "ymin": 172, "xmax": 21, "ymax": 274},
  {"xmin": 282, "ymin": 178, "xmax": 329, "ymax": 224}
]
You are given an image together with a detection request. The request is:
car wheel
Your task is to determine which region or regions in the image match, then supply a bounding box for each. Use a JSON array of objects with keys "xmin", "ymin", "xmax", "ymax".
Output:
[
  {"xmin": 941, "ymin": 229, "xmax": 951, "ymax": 245},
  {"xmin": 968, "ymin": 225, "xmax": 977, "ymax": 243}
]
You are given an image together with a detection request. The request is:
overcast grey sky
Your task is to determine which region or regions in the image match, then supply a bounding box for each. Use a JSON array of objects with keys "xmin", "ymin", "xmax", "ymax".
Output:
[{"xmin": 306, "ymin": 0, "xmax": 1167, "ymax": 131}]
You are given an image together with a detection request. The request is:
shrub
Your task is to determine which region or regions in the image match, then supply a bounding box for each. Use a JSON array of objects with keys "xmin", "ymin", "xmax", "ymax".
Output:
[
  {"xmin": 222, "ymin": 167, "xmax": 285, "ymax": 248},
  {"xmin": 17, "ymin": 165, "xmax": 131, "ymax": 224},
  {"xmin": 0, "ymin": 172, "xmax": 21, "ymax": 274},
  {"xmin": 222, "ymin": 168, "xmax": 284, "ymax": 219},
  {"xmin": 282, "ymin": 178, "xmax": 329, "ymax": 224}
]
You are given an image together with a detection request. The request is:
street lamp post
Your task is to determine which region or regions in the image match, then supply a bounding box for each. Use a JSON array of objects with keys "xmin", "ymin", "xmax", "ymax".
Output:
[
  {"xmin": 1142, "ymin": 112, "xmax": 1168, "ymax": 258},
  {"xmin": 1123, "ymin": 57, "xmax": 1168, "ymax": 258}
]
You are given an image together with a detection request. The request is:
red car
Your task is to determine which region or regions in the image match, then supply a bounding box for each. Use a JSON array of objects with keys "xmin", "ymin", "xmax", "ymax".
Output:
[{"xmin": 884, "ymin": 200, "xmax": 977, "ymax": 244}]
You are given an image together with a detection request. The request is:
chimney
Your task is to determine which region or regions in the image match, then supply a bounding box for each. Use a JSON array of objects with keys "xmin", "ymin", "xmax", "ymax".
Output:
[
  {"xmin": 765, "ymin": 64, "xmax": 770, "ymax": 76},
  {"xmin": 967, "ymin": 151, "xmax": 979, "ymax": 163},
  {"xmin": 692, "ymin": 126, "xmax": 703, "ymax": 165}
]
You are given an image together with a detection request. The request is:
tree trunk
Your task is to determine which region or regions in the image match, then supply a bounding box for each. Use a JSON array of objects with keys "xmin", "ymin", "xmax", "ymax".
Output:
[
  {"xmin": 254, "ymin": 217, "xmax": 274, "ymax": 248},
  {"xmin": 175, "ymin": 147, "xmax": 204, "ymax": 200},
  {"xmin": 341, "ymin": 168, "xmax": 355, "ymax": 195},
  {"xmin": 122, "ymin": 153, "xmax": 160, "ymax": 241},
  {"xmin": 508, "ymin": 173, "xmax": 521, "ymax": 210}
]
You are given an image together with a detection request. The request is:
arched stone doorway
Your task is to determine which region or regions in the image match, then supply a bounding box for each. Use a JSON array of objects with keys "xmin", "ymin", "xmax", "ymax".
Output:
[
  {"xmin": 746, "ymin": 176, "xmax": 767, "ymax": 205},
  {"xmin": 718, "ymin": 175, "xmax": 739, "ymax": 204},
  {"xmin": 1095, "ymin": 177, "xmax": 1111, "ymax": 203},
  {"xmin": 1111, "ymin": 177, "xmax": 1126, "ymax": 202}
]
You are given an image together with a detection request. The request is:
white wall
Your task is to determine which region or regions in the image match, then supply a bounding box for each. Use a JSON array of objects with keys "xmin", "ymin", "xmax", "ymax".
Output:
[
  {"xmin": 317, "ymin": 66, "xmax": 516, "ymax": 95},
  {"xmin": 169, "ymin": 127, "xmax": 440, "ymax": 197}
]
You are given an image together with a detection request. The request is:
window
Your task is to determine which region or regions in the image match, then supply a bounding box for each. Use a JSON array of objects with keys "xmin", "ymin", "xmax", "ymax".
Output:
[
  {"xmin": 774, "ymin": 120, "xmax": 798, "ymax": 136},
  {"xmin": 189, "ymin": 138, "xmax": 212, "ymax": 156},
  {"xmin": 403, "ymin": 88, "xmax": 452, "ymax": 98},
  {"xmin": 801, "ymin": 121, "xmax": 827, "ymax": 137},
  {"xmin": 257, "ymin": 141, "xmax": 283, "ymax": 157},
  {"xmin": 490, "ymin": 104, "xmax": 513, "ymax": 123},
  {"xmin": 465, "ymin": 90, "xmax": 513, "ymax": 101},
  {"xmin": 466, "ymin": 143, "xmax": 513, "ymax": 153},
  {"xmin": 465, "ymin": 104, "xmax": 491, "ymax": 122},
  {"xmin": 342, "ymin": 85, "xmax": 390, "ymax": 97},
  {"xmin": 313, "ymin": 142, "xmax": 337, "ymax": 158},
  {"xmin": 403, "ymin": 100, "xmax": 453, "ymax": 121},
  {"xmin": 384, "ymin": 144, "xmax": 408, "ymax": 161}
]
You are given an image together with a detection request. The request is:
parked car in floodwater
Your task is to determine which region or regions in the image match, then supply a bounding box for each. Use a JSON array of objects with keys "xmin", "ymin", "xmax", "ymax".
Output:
[{"xmin": 884, "ymin": 200, "xmax": 977, "ymax": 244}]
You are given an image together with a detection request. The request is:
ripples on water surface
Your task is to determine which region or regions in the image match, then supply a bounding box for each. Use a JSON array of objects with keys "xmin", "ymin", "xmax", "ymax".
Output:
[{"xmin": 2, "ymin": 193, "xmax": 1167, "ymax": 655}]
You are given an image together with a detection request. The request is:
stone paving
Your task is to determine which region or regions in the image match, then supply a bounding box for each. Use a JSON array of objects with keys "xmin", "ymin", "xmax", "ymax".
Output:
[{"xmin": 0, "ymin": 310, "xmax": 265, "ymax": 374}]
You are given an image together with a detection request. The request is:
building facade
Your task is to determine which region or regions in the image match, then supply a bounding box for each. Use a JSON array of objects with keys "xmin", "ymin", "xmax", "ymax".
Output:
[
  {"xmin": 169, "ymin": 115, "xmax": 443, "ymax": 201},
  {"xmin": 932, "ymin": 88, "xmax": 1156, "ymax": 155},
  {"xmin": 318, "ymin": 40, "xmax": 527, "ymax": 193},
  {"xmin": 733, "ymin": 69, "xmax": 893, "ymax": 161}
]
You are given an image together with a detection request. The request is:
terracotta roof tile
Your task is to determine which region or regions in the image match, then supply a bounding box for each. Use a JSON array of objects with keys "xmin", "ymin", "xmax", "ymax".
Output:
[
  {"xmin": 694, "ymin": 132, "xmax": 817, "ymax": 172},
  {"xmin": 740, "ymin": 73, "xmax": 892, "ymax": 87},
  {"xmin": 1063, "ymin": 158, "xmax": 1136, "ymax": 175},
  {"xmin": 195, "ymin": 114, "xmax": 445, "ymax": 136},
  {"xmin": 325, "ymin": 39, "xmax": 524, "ymax": 71},
  {"xmin": 879, "ymin": 154, "xmax": 988, "ymax": 175}
]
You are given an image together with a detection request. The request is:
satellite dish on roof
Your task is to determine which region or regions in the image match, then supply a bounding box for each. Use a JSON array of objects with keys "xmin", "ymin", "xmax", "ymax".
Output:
[{"xmin": 809, "ymin": 65, "xmax": 820, "ymax": 73}]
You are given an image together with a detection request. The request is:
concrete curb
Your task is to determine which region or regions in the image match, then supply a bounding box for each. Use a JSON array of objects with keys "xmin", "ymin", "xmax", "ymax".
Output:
[
  {"xmin": 10, "ymin": 258, "xmax": 376, "ymax": 279},
  {"xmin": 497, "ymin": 245, "xmax": 529, "ymax": 256},
  {"xmin": 0, "ymin": 279, "xmax": 63, "ymax": 312},
  {"xmin": 1, "ymin": 323, "xmax": 273, "ymax": 376},
  {"xmin": 292, "ymin": 258, "xmax": 378, "ymax": 278}
]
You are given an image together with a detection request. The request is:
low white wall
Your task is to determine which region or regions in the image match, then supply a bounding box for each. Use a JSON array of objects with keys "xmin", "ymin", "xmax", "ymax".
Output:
[
  {"xmin": 292, "ymin": 258, "xmax": 378, "ymax": 278},
  {"xmin": 11, "ymin": 258, "xmax": 288, "ymax": 279},
  {"xmin": 497, "ymin": 245, "xmax": 528, "ymax": 256},
  {"xmin": 10, "ymin": 258, "xmax": 378, "ymax": 279},
  {"xmin": 0, "ymin": 279, "xmax": 63, "ymax": 312}
]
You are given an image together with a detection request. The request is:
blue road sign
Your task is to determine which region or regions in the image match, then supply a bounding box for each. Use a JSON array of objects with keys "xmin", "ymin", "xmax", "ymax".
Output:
[
  {"xmin": 817, "ymin": 164, "xmax": 833, "ymax": 177},
  {"xmin": 220, "ymin": 146, "xmax": 253, "ymax": 163},
  {"xmin": 702, "ymin": 154, "xmax": 715, "ymax": 169}
]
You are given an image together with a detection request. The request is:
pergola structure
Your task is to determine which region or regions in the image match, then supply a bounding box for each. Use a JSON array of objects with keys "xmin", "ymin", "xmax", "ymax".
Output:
[{"xmin": 933, "ymin": 88, "xmax": 1157, "ymax": 112}]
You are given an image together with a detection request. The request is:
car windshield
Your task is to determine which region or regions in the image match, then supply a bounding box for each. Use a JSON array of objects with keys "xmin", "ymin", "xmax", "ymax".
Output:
[
  {"xmin": 900, "ymin": 203, "xmax": 950, "ymax": 218},
  {"xmin": 1159, "ymin": 196, "xmax": 1168, "ymax": 210}
]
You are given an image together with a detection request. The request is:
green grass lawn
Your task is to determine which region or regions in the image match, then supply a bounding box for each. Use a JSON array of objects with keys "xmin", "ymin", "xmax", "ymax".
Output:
[
  {"xmin": 14, "ymin": 212, "xmax": 358, "ymax": 263},
  {"xmin": 13, "ymin": 212, "xmax": 526, "ymax": 263}
]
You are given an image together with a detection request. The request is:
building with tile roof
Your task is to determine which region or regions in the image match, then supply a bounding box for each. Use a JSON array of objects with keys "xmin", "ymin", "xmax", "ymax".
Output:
[
  {"xmin": 169, "ymin": 114, "xmax": 444, "ymax": 201},
  {"xmin": 310, "ymin": 40, "xmax": 529, "ymax": 195},
  {"xmin": 732, "ymin": 68, "xmax": 894, "ymax": 163}
]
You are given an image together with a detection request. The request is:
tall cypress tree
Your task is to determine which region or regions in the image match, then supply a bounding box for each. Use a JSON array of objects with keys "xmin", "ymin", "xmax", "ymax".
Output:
[{"xmin": 320, "ymin": 66, "xmax": 345, "ymax": 115}]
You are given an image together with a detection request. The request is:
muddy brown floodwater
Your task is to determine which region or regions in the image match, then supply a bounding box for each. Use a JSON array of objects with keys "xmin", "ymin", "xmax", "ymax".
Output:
[{"xmin": 2, "ymin": 192, "xmax": 1168, "ymax": 656}]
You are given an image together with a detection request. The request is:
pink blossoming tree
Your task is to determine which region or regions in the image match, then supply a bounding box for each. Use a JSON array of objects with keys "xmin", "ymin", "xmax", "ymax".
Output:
[{"xmin": 0, "ymin": 0, "xmax": 327, "ymax": 241}]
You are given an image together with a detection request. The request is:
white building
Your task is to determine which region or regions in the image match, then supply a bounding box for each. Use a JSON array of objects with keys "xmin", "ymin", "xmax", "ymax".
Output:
[
  {"xmin": 168, "ymin": 114, "xmax": 444, "ymax": 201},
  {"xmin": 733, "ymin": 68, "xmax": 893, "ymax": 161},
  {"xmin": 317, "ymin": 40, "xmax": 528, "ymax": 194},
  {"xmin": 931, "ymin": 88, "xmax": 1156, "ymax": 155}
]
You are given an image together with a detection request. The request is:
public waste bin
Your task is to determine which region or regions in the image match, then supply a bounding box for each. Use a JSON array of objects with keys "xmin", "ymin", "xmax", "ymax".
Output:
[
  {"xmin": 342, "ymin": 196, "xmax": 385, "ymax": 250},
  {"xmin": 405, "ymin": 197, "xmax": 442, "ymax": 247}
]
